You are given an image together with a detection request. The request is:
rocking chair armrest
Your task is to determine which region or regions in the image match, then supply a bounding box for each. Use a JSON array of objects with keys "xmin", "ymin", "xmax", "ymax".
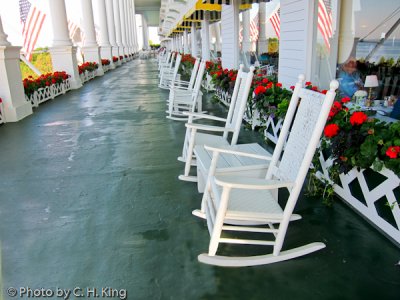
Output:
[
  {"xmin": 185, "ymin": 123, "xmax": 234, "ymax": 133},
  {"xmin": 173, "ymin": 80, "xmax": 190, "ymax": 86},
  {"xmin": 214, "ymin": 175, "xmax": 294, "ymax": 190},
  {"xmin": 183, "ymin": 112, "xmax": 227, "ymax": 122},
  {"xmin": 204, "ymin": 145, "xmax": 272, "ymax": 161}
]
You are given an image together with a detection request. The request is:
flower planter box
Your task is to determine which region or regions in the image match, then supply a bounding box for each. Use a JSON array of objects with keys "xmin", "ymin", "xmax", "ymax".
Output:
[
  {"xmin": 103, "ymin": 65, "xmax": 110, "ymax": 73},
  {"xmin": 80, "ymin": 70, "xmax": 96, "ymax": 84},
  {"xmin": 25, "ymin": 79, "xmax": 71, "ymax": 107},
  {"xmin": 318, "ymin": 152, "xmax": 400, "ymax": 246}
]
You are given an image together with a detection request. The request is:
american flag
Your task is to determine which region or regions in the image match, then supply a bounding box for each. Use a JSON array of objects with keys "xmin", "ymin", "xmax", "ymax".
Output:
[
  {"xmin": 19, "ymin": 0, "xmax": 46, "ymax": 60},
  {"xmin": 269, "ymin": 5, "xmax": 280, "ymax": 39},
  {"xmin": 317, "ymin": 0, "xmax": 333, "ymax": 50},
  {"xmin": 68, "ymin": 20, "xmax": 79, "ymax": 40}
]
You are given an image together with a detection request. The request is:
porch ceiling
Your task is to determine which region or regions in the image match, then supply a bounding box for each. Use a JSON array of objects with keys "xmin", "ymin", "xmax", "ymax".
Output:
[{"xmin": 135, "ymin": 0, "xmax": 162, "ymax": 26}]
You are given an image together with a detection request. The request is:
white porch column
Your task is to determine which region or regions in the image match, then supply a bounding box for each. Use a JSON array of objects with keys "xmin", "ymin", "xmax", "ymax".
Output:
[
  {"xmin": 49, "ymin": 0, "xmax": 83, "ymax": 87},
  {"xmin": 214, "ymin": 22, "xmax": 221, "ymax": 52},
  {"xmin": 119, "ymin": 0, "xmax": 128, "ymax": 55},
  {"xmin": 131, "ymin": 0, "xmax": 138, "ymax": 52},
  {"xmin": 81, "ymin": 0, "xmax": 104, "ymax": 75},
  {"xmin": 0, "ymin": 16, "xmax": 32, "ymax": 122},
  {"xmin": 191, "ymin": 23, "xmax": 198, "ymax": 57},
  {"xmin": 221, "ymin": 0, "xmax": 240, "ymax": 69},
  {"xmin": 97, "ymin": 0, "xmax": 115, "ymax": 68},
  {"xmin": 242, "ymin": 9, "xmax": 251, "ymax": 53},
  {"xmin": 201, "ymin": 11, "xmax": 210, "ymax": 60},
  {"xmin": 142, "ymin": 16, "xmax": 149, "ymax": 50},
  {"xmin": 183, "ymin": 30, "xmax": 189, "ymax": 54},
  {"xmin": 127, "ymin": 1, "xmax": 134, "ymax": 53},
  {"xmin": 258, "ymin": 1, "xmax": 268, "ymax": 54},
  {"xmin": 125, "ymin": 0, "xmax": 133, "ymax": 54},
  {"xmin": 106, "ymin": 0, "xmax": 120, "ymax": 65},
  {"xmin": 113, "ymin": 0, "xmax": 123, "ymax": 57}
]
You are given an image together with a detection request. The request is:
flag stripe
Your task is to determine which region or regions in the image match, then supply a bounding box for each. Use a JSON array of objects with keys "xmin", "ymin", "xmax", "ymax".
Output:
[
  {"xmin": 19, "ymin": 0, "xmax": 46, "ymax": 60},
  {"xmin": 317, "ymin": 0, "xmax": 333, "ymax": 50}
]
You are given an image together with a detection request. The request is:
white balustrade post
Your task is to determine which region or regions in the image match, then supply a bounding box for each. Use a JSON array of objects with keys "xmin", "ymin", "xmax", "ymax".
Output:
[
  {"xmin": 106, "ymin": 0, "xmax": 120, "ymax": 65},
  {"xmin": 258, "ymin": 2, "xmax": 268, "ymax": 54},
  {"xmin": 201, "ymin": 11, "xmax": 210, "ymax": 61},
  {"xmin": 0, "ymin": 16, "xmax": 32, "ymax": 122},
  {"xmin": 97, "ymin": 0, "xmax": 114, "ymax": 68},
  {"xmin": 113, "ymin": 0, "xmax": 123, "ymax": 58},
  {"xmin": 81, "ymin": 0, "xmax": 104, "ymax": 76},
  {"xmin": 124, "ymin": 0, "xmax": 132, "ymax": 54},
  {"xmin": 49, "ymin": 0, "xmax": 83, "ymax": 87},
  {"xmin": 118, "ymin": 0, "xmax": 128, "ymax": 55}
]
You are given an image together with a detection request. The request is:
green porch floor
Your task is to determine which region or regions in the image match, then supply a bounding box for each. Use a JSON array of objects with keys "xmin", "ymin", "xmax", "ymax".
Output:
[{"xmin": 0, "ymin": 59, "xmax": 399, "ymax": 300}]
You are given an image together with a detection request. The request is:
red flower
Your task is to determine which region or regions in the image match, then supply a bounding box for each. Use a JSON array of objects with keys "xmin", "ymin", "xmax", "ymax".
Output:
[
  {"xmin": 257, "ymin": 73, "xmax": 263, "ymax": 77},
  {"xmin": 312, "ymin": 86, "xmax": 318, "ymax": 91},
  {"xmin": 230, "ymin": 75, "xmax": 237, "ymax": 81},
  {"xmin": 262, "ymin": 78, "xmax": 269, "ymax": 84},
  {"xmin": 386, "ymin": 146, "xmax": 400, "ymax": 159},
  {"xmin": 0, "ymin": 97, "xmax": 2, "ymax": 103},
  {"xmin": 350, "ymin": 111, "xmax": 368, "ymax": 126},
  {"xmin": 254, "ymin": 85, "xmax": 267, "ymax": 95},
  {"xmin": 266, "ymin": 82, "xmax": 273, "ymax": 89},
  {"xmin": 324, "ymin": 123, "xmax": 340, "ymax": 138},
  {"xmin": 321, "ymin": 90, "xmax": 328, "ymax": 94},
  {"xmin": 305, "ymin": 81, "xmax": 312, "ymax": 86},
  {"xmin": 341, "ymin": 96, "xmax": 351, "ymax": 103},
  {"xmin": 276, "ymin": 82, "xmax": 282, "ymax": 88},
  {"xmin": 290, "ymin": 85, "xmax": 295, "ymax": 90}
]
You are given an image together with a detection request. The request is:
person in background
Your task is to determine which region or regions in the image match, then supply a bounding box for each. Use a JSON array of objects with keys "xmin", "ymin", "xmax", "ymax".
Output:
[
  {"xmin": 389, "ymin": 97, "xmax": 400, "ymax": 120},
  {"xmin": 338, "ymin": 57, "xmax": 364, "ymax": 98}
]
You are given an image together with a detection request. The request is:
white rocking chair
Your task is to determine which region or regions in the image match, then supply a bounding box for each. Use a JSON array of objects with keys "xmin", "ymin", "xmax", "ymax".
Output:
[
  {"xmin": 159, "ymin": 53, "xmax": 181, "ymax": 89},
  {"xmin": 196, "ymin": 79, "xmax": 339, "ymax": 267},
  {"xmin": 193, "ymin": 75, "xmax": 305, "ymax": 193},
  {"xmin": 166, "ymin": 60, "xmax": 206, "ymax": 121},
  {"xmin": 168, "ymin": 57, "xmax": 200, "ymax": 93},
  {"xmin": 158, "ymin": 51, "xmax": 172, "ymax": 73},
  {"xmin": 178, "ymin": 65, "xmax": 255, "ymax": 182}
]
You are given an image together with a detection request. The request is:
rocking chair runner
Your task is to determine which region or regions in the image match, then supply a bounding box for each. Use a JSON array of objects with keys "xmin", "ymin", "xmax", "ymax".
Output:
[
  {"xmin": 196, "ymin": 78, "xmax": 339, "ymax": 267},
  {"xmin": 177, "ymin": 65, "xmax": 255, "ymax": 182}
]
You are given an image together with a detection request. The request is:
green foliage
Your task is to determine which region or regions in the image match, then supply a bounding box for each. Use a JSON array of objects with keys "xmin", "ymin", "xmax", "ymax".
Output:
[{"xmin": 20, "ymin": 51, "xmax": 53, "ymax": 79}]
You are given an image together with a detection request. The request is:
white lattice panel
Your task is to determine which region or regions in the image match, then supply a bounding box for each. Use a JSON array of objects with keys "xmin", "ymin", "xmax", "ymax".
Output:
[
  {"xmin": 318, "ymin": 153, "xmax": 400, "ymax": 246},
  {"xmin": 34, "ymin": 86, "xmax": 52, "ymax": 106},
  {"xmin": 63, "ymin": 78, "xmax": 71, "ymax": 92},
  {"xmin": 202, "ymin": 74, "xmax": 216, "ymax": 91},
  {"xmin": 215, "ymin": 87, "xmax": 231, "ymax": 106},
  {"xmin": 51, "ymin": 83, "xmax": 64, "ymax": 98},
  {"xmin": 264, "ymin": 116, "xmax": 283, "ymax": 144}
]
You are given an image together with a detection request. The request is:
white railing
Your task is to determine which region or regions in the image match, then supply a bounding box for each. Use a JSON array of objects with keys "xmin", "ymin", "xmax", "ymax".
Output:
[
  {"xmin": 80, "ymin": 70, "xmax": 96, "ymax": 84},
  {"xmin": 214, "ymin": 87, "xmax": 231, "ymax": 106},
  {"xmin": 318, "ymin": 152, "xmax": 400, "ymax": 246},
  {"xmin": 25, "ymin": 78, "xmax": 72, "ymax": 107}
]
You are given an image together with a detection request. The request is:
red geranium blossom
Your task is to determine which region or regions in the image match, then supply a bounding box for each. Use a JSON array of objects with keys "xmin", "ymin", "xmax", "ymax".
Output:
[
  {"xmin": 276, "ymin": 82, "xmax": 282, "ymax": 88},
  {"xmin": 386, "ymin": 146, "xmax": 400, "ymax": 159},
  {"xmin": 324, "ymin": 123, "xmax": 340, "ymax": 138},
  {"xmin": 290, "ymin": 85, "xmax": 295, "ymax": 90},
  {"xmin": 341, "ymin": 96, "xmax": 351, "ymax": 103},
  {"xmin": 350, "ymin": 111, "xmax": 368, "ymax": 126},
  {"xmin": 305, "ymin": 81, "xmax": 312, "ymax": 86},
  {"xmin": 254, "ymin": 85, "xmax": 267, "ymax": 95},
  {"xmin": 262, "ymin": 78, "xmax": 269, "ymax": 84},
  {"xmin": 321, "ymin": 90, "xmax": 328, "ymax": 94}
]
